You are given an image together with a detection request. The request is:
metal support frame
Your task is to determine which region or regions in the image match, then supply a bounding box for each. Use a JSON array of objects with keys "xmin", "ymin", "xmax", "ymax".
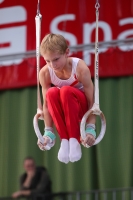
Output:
[{"xmin": 0, "ymin": 38, "xmax": 133, "ymax": 62}]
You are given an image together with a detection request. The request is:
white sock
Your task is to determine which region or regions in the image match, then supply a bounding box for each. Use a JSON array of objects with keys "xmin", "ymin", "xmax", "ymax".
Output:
[
  {"xmin": 58, "ymin": 139, "xmax": 69, "ymax": 164},
  {"xmin": 69, "ymin": 138, "xmax": 82, "ymax": 162}
]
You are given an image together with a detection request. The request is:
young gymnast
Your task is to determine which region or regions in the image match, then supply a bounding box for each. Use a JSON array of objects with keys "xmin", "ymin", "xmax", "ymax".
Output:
[{"xmin": 37, "ymin": 33, "xmax": 96, "ymax": 164}]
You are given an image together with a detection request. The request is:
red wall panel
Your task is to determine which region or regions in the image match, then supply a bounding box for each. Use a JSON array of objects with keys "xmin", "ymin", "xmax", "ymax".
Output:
[{"xmin": 0, "ymin": 0, "xmax": 133, "ymax": 89}]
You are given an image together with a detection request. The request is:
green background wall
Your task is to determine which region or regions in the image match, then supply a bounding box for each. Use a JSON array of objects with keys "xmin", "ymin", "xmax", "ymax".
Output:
[{"xmin": 0, "ymin": 76, "xmax": 133, "ymax": 197}]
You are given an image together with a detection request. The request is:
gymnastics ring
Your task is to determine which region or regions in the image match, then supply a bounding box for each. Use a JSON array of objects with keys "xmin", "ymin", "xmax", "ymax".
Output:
[
  {"xmin": 33, "ymin": 109, "xmax": 51, "ymax": 150},
  {"xmin": 80, "ymin": 103, "xmax": 106, "ymax": 148}
]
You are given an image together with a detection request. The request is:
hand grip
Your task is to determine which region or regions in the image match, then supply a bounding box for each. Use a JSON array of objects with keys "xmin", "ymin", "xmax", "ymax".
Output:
[
  {"xmin": 33, "ymin": 113, "xmax": 51, "ymax": 150},
  {"xmin": 80, "ymin": 107, "xmax": 106, "ymax": 148}
]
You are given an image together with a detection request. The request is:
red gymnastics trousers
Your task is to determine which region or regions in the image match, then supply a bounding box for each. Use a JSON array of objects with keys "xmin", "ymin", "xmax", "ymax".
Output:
[{"xmin": 46, "ymin": 86, "xmax": 88, "ymax": 142}]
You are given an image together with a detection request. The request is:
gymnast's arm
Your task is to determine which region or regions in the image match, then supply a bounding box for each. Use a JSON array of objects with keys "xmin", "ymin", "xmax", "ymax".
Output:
[
  {"xmin": 77, "ymin": 60, "xmax": 96, "ymax": 146},
  {"xmin": 39, "ymin": 65, "xmax": 53, "ymax": 128}
]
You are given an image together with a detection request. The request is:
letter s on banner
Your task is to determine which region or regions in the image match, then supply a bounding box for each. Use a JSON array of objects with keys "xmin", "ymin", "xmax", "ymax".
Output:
[
  {"xmin": 118, "ymin": 17, "xmax": 133, "ymax": 51},
  {"xmin": 50, "ymin": 14, "xmax": 77, "ymax": 46},
  {"xmin": 0, "ymin": 6, "xmax": 27, "ymax": 66}
]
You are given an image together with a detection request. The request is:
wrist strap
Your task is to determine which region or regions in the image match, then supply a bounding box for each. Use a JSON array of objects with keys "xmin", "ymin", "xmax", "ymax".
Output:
[
  {"xmin": 44, "ymin": 131, "xmax": 56, "ymax": 141},
  {"xmin": 86, "ymin": 123, "xmax": 95, "ymax": 129},
  {"xmin": 85, "ymin": 127, "xmax": 96, "ymax": 138}
]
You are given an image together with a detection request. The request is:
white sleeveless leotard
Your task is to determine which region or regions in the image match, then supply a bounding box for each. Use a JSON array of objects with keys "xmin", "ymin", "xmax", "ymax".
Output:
[{"xmin": 48, "ymin": 57, "xmax": 84, "ymax": 91}]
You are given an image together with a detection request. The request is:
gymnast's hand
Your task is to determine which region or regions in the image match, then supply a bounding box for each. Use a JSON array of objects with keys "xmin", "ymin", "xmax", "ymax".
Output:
[
  {"xmin": 37, "ymin": 136, "xmax": 51, "ymax": 151},
  {"xmin": 81, "ymin": 134, "xmax": 95, "ymax": 147}
]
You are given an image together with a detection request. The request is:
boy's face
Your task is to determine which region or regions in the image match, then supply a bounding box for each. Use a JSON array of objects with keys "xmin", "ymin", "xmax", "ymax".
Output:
[{"xmin": 43, "ymin": 49, "xmax": 69, "ymax": 72}]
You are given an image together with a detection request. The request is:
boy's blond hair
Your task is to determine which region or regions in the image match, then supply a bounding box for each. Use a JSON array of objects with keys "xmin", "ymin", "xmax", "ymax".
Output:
[{"xmin": 40, "ymin": 33, "xmax": 68, "ymax": 56}]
